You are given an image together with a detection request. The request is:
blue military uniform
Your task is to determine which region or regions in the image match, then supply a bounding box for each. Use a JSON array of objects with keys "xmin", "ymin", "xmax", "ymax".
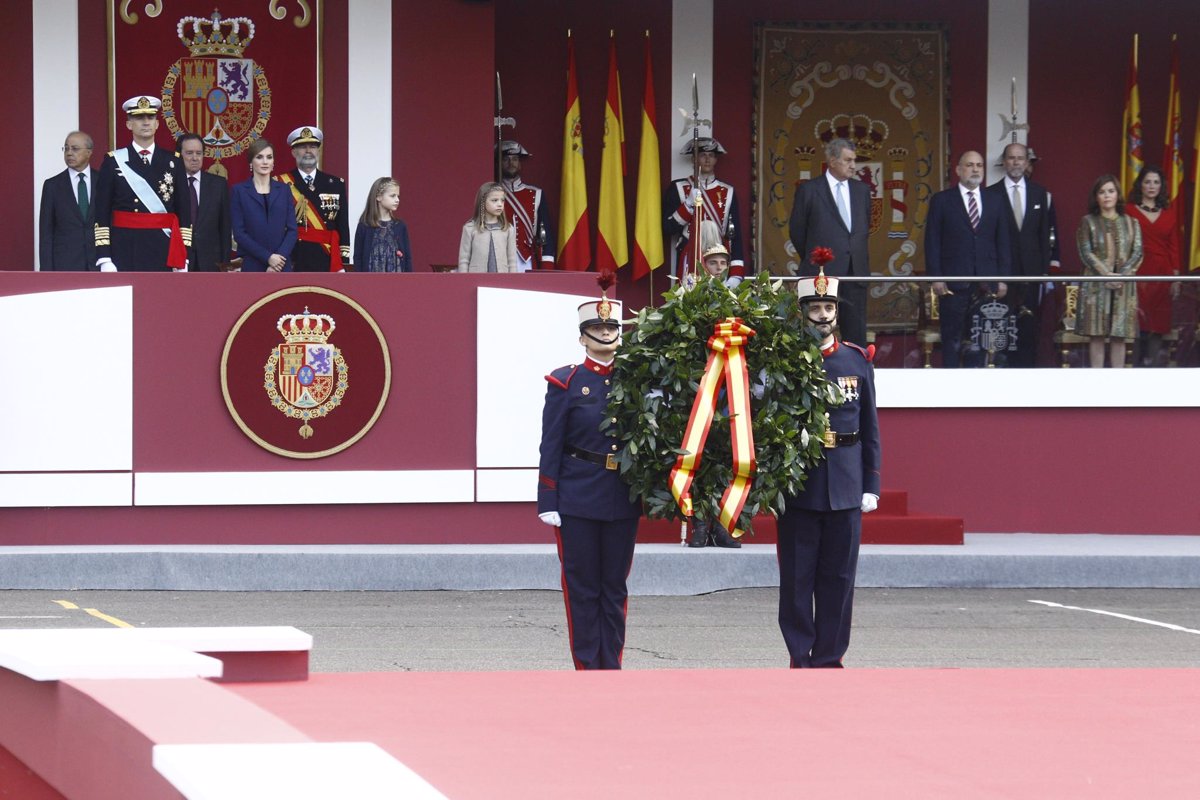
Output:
[
  {"xmin": 777, "ymin": 287, "xmax": 881, "ymax": 667},
  {"xmin": 538, "ymin": 356, "xmax": 641, "ymax": 670}
]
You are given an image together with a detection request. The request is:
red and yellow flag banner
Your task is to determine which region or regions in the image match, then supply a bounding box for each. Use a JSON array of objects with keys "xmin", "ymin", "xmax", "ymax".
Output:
[
  {"xmin": 668, "ymin": 318, "xmax": 758, "ymax": 537},
  {"xmin": 1164, "ymin": 35, "xmax": 1184, "ymax": 202},
  {"xmin": 558, "ymin": 33, "xmax": 591, "ymax": 270},
  {"xmin": 1190, "ymin": 99, "xmax": 1200, "ymax": 270},
  {"xmin": 596, "ymin": 34, "xmax": 628, "ymax": 272},
  {"xmin": 1120, "ymin": 34, "xmax": 1143, "ymax": 197},
  {"xmin": 632, "ymin": 32, "xmax": 664, "ymax": 281}
]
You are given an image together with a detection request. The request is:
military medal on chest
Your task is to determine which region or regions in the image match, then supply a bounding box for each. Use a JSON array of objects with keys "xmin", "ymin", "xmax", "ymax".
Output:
[
  {"xmin": 837, "ymin": 375, "xmax": 860, "ymax": 402},
  {"xmin": 263, "ymin": 307, "xmax": 349, "ymax": 439}
]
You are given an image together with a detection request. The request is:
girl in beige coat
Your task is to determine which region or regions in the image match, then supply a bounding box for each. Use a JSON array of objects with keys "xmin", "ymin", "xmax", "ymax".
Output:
[{"xmin": 458, "ymin": 182, "xmax": 518, "ymax": 272}]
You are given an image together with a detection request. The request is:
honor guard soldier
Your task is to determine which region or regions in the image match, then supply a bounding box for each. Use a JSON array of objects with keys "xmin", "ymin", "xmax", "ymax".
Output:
[
  {"xmin": 537, "ymin": 274, "xmax": 641, "ymax": 670},
  {"xmin": 93, "ymin": 95, "xmax": 191, "ymax": 271},
  {"xmin": 281, "ymin": 126, "xmax": 351, "ymax": 272},
  {"xmin": 663, "ymin": 136, "xmax": 746, "ymax": 286},
  {"xmin": 776, "ymin": 268, "xmax": 881, "ymax": 668},
  {"xmin": 497, "ymin": 140, "xmax": 556, "ymax": 271}
]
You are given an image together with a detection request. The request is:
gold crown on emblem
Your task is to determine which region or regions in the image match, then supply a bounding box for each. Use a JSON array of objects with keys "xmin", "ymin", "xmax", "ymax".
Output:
[
  {"xmin": 177, "ymin": 11, "xmax": 255, "ymax": 58},
  {"xmin": 814, "ymin": 113, "xmax": 890, "ymax": 160},
  {"xmin": 979, "ymin": 299, "xmax": 1009, "ymax": 321},
  {"xmin": 277, "ymin": 307, "xmax": 336, "ymax": 343},
  {"xmin": 887, "ymin": 146, "xmax": 909, "ymax": 159}
]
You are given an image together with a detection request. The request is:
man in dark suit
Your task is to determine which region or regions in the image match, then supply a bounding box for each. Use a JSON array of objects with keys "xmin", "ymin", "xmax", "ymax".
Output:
[
  {"xmin": 789, "ymin": 137, "xmax": 872, "ymax": 346},
  {"xmin": 39, "ymin": 131, "xmax": 96, "ymax": 270},
  {"xmin": 177, "ymin": 132, "xmax": 231, "ymax": 272},
  {"xmin": 280, "ymin": 126, "xmax": 350, "ymax": 272},
  {"xmin": 93, "ymin": 95, "xmax": 191, "ymax": 272},
  {"xmin": 924, "ymin": 150, "xmax": 1011, "ymax": 367},
  {"xmin": 987, "ymin": 142, "xmax": 1055, "ymax": 366},
  {"xmin": 777, "ymin": 269, "xmax": 880, "ymax": 668}
]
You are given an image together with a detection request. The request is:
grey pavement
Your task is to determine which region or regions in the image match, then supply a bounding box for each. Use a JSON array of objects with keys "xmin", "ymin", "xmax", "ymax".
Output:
[{"xmin": 2, "ymin": 588, "xmax": 1198, "ymax": 671}]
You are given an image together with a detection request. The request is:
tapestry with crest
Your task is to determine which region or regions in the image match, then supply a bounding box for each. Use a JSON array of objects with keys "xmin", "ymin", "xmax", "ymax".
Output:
[
  {"xmin": 108, "ymin": 0, "xmax": 323, "ymax": 186},
  {"xmin": 753, "ymin": 22, "xmax": 949, "ymax": 331}
]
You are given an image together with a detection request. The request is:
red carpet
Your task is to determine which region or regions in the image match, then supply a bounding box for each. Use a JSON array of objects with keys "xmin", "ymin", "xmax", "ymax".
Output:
[
  {"xmin": 228, "ymin": 669, "xmax": 1197, "ymax": 798},
  {"xmin": 639, "ymin": 489, "xmax": 965, "ymax": 545}
]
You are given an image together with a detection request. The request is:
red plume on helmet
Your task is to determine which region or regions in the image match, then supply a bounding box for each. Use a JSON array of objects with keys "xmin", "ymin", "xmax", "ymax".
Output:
[{"xmin": 596, "ymin": 270, "xmax": 617, "ymax": 293}]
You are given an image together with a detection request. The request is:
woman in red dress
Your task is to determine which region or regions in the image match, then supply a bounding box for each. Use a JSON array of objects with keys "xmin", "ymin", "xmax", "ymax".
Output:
[{"xmin": 1126, "ymin": 166, "xmax": 1181, "ymax": 366}]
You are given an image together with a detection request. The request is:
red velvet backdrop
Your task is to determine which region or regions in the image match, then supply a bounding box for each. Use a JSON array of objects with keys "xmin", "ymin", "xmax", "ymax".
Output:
[
  {"xmin": 1030, "ymin": 0, "xmax": 1199, "ymax": 274},
  {"xmin": 2, "ymin": 3, "xmax": 33, "ymax": 271},
  {"xmin": 396, "ymin": 2, "xmax": 496, "ymax": 270}
]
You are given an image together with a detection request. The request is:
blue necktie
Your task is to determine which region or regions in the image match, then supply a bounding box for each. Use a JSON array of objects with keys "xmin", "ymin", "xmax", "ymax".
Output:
[{"xmin": 835, "ymin": 181, "xmax": 851, "ymax": 230}]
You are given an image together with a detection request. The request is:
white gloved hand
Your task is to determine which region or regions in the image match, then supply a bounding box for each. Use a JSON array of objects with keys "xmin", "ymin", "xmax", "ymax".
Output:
[
  {"xmin": 860, "ymin": 493, "xmax": 879, "ymax": 514},
  {"xmin": 99, "ymin": 260, "xmax": 117, "ymax": 273},
  {"xmin": 724, "ymin": 275, "xmax": 743, "ymax": 290},
  {"xmin": 538, "ymin": 511, "xmax": 562, "ymax": 527}
]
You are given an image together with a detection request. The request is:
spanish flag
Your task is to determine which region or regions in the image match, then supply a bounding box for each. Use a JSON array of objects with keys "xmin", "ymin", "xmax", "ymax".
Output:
[
  {"xmin": 596, "ymin": 33, "xmax": 628, "ymax": 272},
  {"xmin": 1163, "ymin": 35, "xmax": 1184, "ymax": 202},
  {"xmin": 631, "ymin": 32, "xmax": 664, "ymax": 282},
  {"xmin": 1120, "ymin": 34, "xmax": 1143, "ymax": 197},
  {"xmin": 1190, "ymin": 99, "xmax": 1200, "ymax": 270},
  {"xmin": 557, "ymin": 33, "xmax": 591, "ymax": 271}
]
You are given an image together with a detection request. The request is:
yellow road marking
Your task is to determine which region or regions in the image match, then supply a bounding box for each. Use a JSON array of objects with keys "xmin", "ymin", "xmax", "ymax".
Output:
[
  {"xmin": 53, "ymin": 600, "xmax": 79, "ymax": 609},
  {"xmin": 84, "ymin": 608, "xmax": 133, "ymax": 629}
]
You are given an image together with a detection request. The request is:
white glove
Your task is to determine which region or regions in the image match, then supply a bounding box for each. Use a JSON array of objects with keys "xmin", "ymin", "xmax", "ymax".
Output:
[
  {"xmin": 724, "ymin": 275, "xmax": 743, "ymax": 290},
  {"xmin": 538, "ymin": 511, "xmax": 562, "ymax": 527},
  {"xmin": 860, "ymin": 493, "xmax": 879, "ymax": 514},
  {"xmin": 99, "ymin": 259, "xmax": 117, "ymax": 273}
]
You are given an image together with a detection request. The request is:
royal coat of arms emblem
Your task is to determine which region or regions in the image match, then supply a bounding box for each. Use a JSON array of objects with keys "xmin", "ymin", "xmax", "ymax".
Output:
[
  {"xmin": 263, "ymin": 307, "xmax": 348, "ymax": 439},
  {"xmin": 161, "ymin": 11, "xmax": 271, "ymax": 171}
]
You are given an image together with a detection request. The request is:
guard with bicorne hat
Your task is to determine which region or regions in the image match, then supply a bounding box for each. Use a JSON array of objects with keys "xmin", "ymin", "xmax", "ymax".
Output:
[
  {"xmin": 497, "ymin": 139, "xmax": 556, "ymax": 271},
  {"xmin": 776, "ymin": 260, "xmax": 881, "ymax": 668},
  {"xmin": 537, "ymin": 273, "xmax": 641, "ymax": 670}
]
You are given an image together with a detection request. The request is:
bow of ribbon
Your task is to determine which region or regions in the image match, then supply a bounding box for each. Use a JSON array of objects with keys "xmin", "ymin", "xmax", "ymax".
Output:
[{"xmin": 668, "ymin": 317, "xmax": 758, "ymax": 538}]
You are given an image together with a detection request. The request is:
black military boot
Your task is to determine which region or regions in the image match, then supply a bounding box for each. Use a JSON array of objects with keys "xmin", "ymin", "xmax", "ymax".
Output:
[
  {"xmin": 687, "ymin": 518, "xmax": 709, "ymax": 548},
  {"xmin": 709, "ymin": 521, "xmax": 742, "ymax": 548}
]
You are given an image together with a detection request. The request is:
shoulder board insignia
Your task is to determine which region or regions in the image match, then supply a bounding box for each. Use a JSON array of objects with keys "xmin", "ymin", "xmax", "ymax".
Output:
[
  {"xmin": 545, "ymin": 365, "xmax": 579, "ymax": 390},
  {"xmin": 843, "ymin": 342, "xmax": 875, "ymax": 362}
]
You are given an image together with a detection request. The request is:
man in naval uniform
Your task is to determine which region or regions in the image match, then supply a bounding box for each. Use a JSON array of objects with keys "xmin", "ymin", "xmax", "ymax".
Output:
[
  {"xmin": 663, "ymin": 136, "xmax": 747, "ymax": 286},
  {"xmin": 93, "ymin": 95, "xmax": 191, "ymax": 271},
  {"xmin": 497, "ymin": 139, "xmax": 556, "ymax": 270},
  {"xmin": 537, "ymin": 284, "xmax": 641, "ymax": 670},
  {"xmin": 776, "ymin": 268, "xmax": 881, "ymax": 668},
  {"xmin": 281, "ymin": 126, "xmax": 351, "ymax": 272}
]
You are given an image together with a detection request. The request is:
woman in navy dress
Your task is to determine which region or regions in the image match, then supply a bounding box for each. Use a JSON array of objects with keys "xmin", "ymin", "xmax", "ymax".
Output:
[{"xmin": 231, "ymin": 138, "xmax": 297, "ymax": 272}]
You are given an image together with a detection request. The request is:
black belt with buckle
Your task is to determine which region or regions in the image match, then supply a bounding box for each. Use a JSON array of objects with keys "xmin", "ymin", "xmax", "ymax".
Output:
[
  {"xmin": 821, "ymin": 430, "xmax": 860, "ymax": 448},
  {"xmin": 565, "ymin": 444, "xmax": 619, "ymax": 470}
]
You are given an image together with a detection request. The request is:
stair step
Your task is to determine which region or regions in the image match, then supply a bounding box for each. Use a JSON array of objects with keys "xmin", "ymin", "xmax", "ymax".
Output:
[{"xmin": 637, "ymin": 511, "xmax": 964, "ymax": 546}]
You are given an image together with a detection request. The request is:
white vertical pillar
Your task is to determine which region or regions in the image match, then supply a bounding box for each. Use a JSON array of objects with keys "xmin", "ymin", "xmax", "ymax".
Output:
[
  {"xmin": 32, "ymin": 0, "xmax": 81, "ymax": 270},
  {"xmin": 347, "ymin": 0, "xmax": 392, "ymax": 230},
  {"xmin": 986, "ymin": 0, "xmax": 1030, "ymax": 182},
  {"xmin": 671, "ymin": 0, "xmax": 714, "ymax": 180}
]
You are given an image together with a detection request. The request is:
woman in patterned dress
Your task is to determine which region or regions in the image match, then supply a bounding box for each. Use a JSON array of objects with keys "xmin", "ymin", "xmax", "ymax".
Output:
[{"xmin": 1075, "ymin": 174, "xmax": 1143, "ymax": 368}]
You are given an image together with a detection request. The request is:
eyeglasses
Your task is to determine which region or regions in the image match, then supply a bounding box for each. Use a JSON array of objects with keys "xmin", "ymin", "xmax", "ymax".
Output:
[{"xmin": 62, "ymin": 146, "xmax": 91, "ymax": 153}]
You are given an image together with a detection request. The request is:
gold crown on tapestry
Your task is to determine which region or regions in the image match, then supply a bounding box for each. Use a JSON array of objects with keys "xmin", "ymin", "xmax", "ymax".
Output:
[
  {"xmin": 176, "ymin": 11, "xmax": 256, "ymax": 58},
  {"xmin": 814, "ymin": 114, "xmax": 890, "ymax": 160},
  {"xmin": 980, "ymin": 299, "xmax": 1009, "ymax": 321},
  {"xmin": 888, "ymin": 146, "xmax": 909, "ymax": 159},
  {"xmin": 793, "ymin": 145, "xmax": 818, "ymax": 156},
  {"xmin": 277, "ymin": 308, "xmax": 335, "ymax": 343}
]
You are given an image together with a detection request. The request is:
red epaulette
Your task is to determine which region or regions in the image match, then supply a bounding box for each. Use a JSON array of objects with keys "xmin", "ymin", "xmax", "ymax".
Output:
[
  {"xmin": 843, "ymin": 342, "xmax": 875, "ymax": 363},
  {"xmin": 545, "ymin": 365, "xmax": 579, "ymax": 390}
]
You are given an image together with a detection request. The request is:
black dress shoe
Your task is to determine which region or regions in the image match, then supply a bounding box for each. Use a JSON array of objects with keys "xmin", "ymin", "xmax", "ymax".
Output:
[
  {"xmin": 709, "ymin": 521, "xmax": 742, "ymax": 548},
  {"xmin": 687, "ymin": 519, "xmax": 709, "ymax": 548}
]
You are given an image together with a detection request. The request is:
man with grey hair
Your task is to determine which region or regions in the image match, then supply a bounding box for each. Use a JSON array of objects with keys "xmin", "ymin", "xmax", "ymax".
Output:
[
  {"xmin": 789, "ymin": 137, "xmax": 872, "ymax": 346},
  {"xmin": 39, "ymin": 130, "xmax": 96, "ymax": 270}
]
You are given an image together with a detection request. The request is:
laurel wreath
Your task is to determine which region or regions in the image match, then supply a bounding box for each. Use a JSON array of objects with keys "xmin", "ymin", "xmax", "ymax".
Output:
[{"xmin": 604, "ymin": 272, "xmax": 841, "ymax": 533}]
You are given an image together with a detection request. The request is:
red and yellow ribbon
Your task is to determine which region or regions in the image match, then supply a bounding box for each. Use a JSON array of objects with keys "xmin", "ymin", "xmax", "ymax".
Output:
[{"xmin": 668, "ymin": 318, "xmax": 757, "ymax": 537}]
